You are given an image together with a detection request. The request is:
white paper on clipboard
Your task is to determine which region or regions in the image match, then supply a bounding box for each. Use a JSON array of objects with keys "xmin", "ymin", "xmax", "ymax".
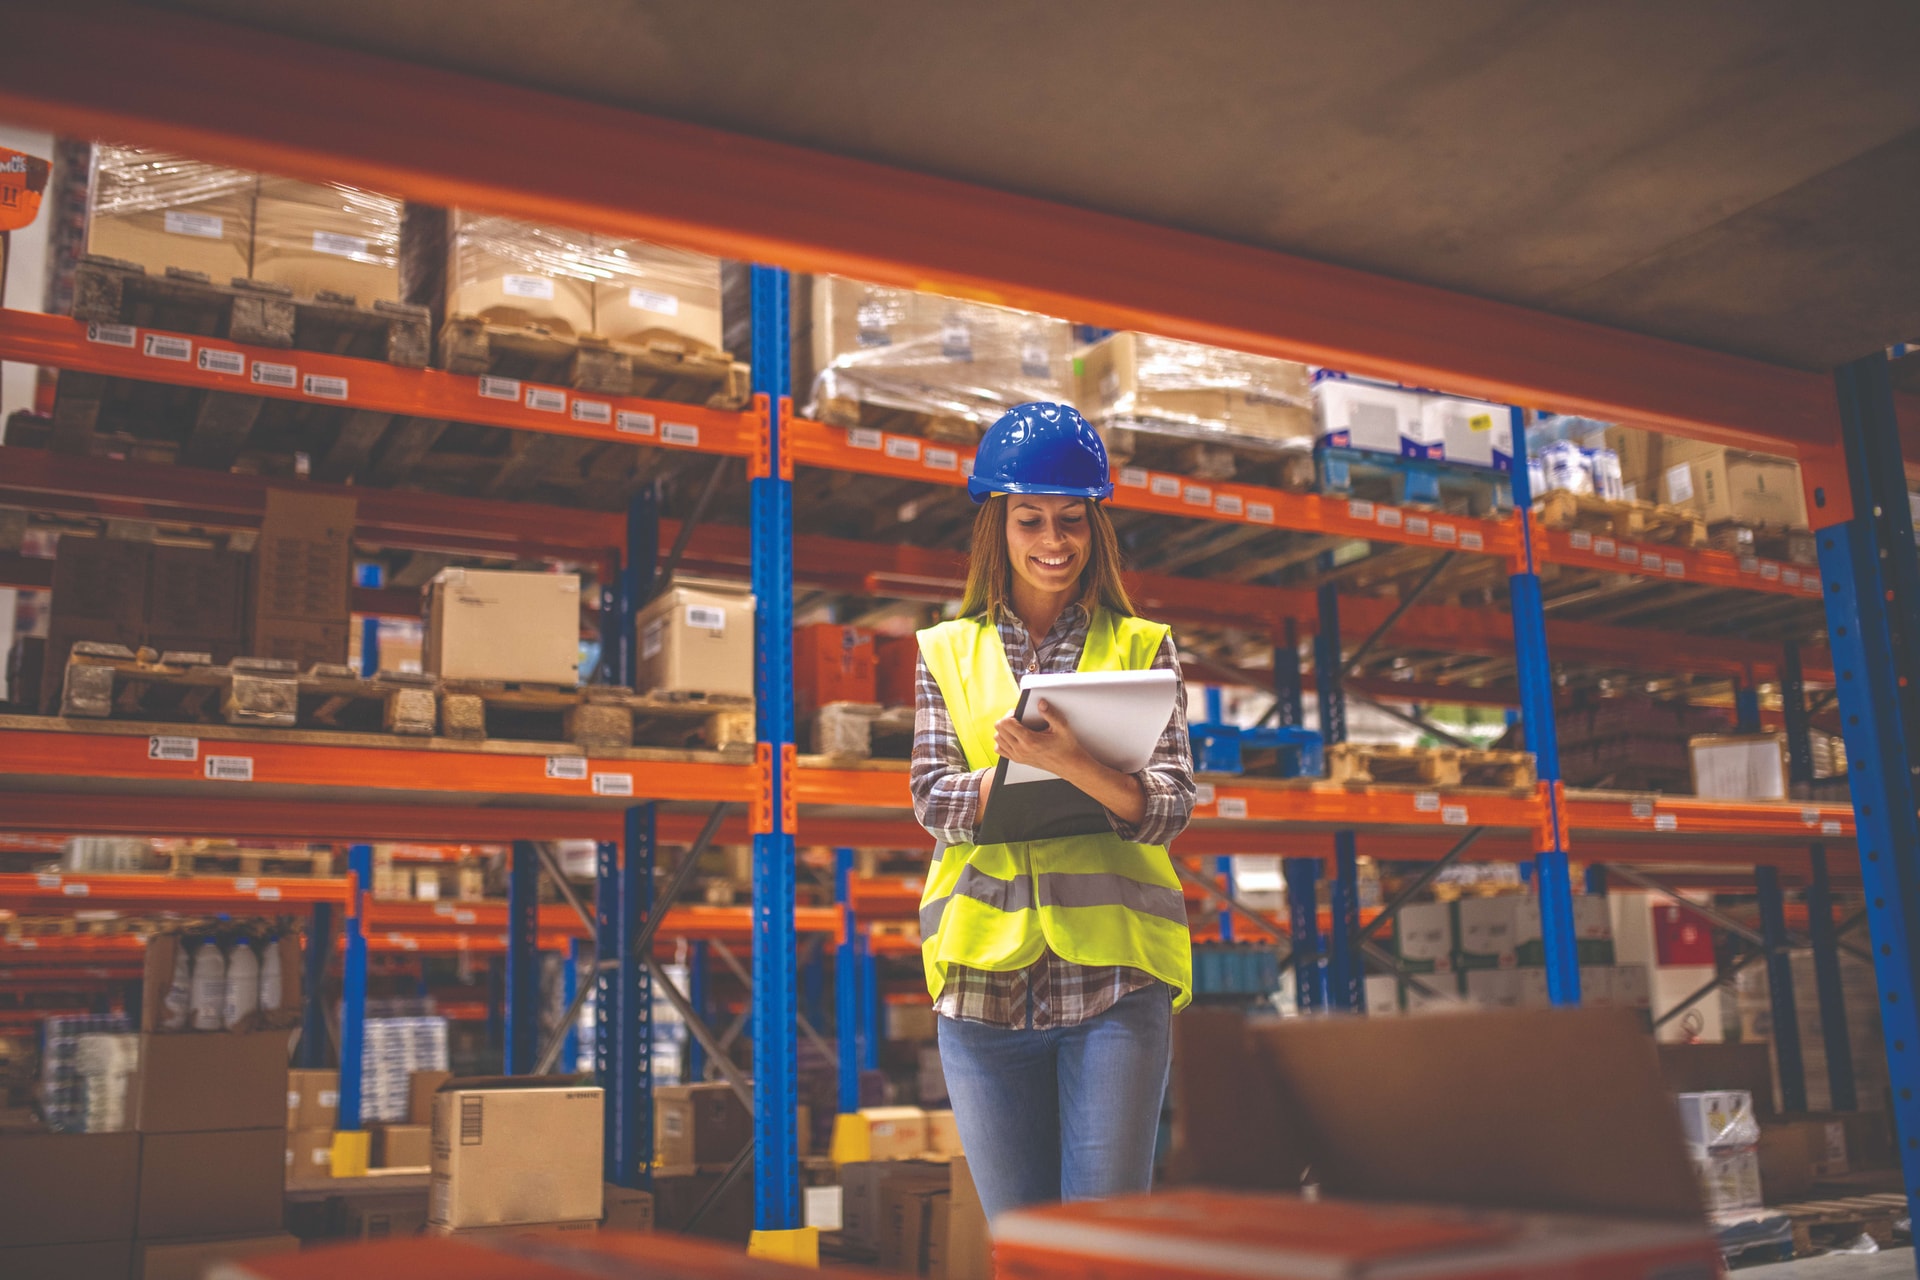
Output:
[{"xmin": 1000, "ymin": 668, "xmax": 1179, "ymax": 785}]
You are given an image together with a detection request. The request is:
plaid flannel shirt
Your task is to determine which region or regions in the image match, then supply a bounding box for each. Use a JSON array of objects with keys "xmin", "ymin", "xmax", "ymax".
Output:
[{"xmin": 911, "ymin": 603, "xmax": 1194, "ymax": 1029}]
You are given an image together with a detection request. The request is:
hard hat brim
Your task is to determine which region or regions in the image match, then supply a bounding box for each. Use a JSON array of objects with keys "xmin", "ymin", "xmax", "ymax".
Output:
[{"xmin": 967, "ymin": 475, "xmax": 1114, "ymax": 504}]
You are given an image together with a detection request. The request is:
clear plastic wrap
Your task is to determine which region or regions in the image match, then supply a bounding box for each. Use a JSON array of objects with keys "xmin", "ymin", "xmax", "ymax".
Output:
[
  {"xmin": 804, "ymin": 276, "xmax": 1076, "ymax": 436},
  {"xmin": 1676, "ymin": 1091, "xmax": 1761, "ymax": 1151},
  {"xmin": 87, "ymin": 143, "xmax": 256, "ymax": 283},
  {"xmin": 1078, "ymin": 332, "xmax": 1313, "ymax": 451},
  {"xmin": 253, "ymin": 175, "xmax": 402, "ymax": 303},
  {"xmin": 447, "ymin": 211, "xmax": 723, "ymax": 348}
]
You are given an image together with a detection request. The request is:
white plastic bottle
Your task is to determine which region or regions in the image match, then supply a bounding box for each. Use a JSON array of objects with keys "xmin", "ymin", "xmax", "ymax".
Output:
[
  {"xmin": 224, "ymin": 939, "xmax": 260, "ymax": 1029},
  {"xmin": 258, "ymin": 934, "xmax": 283, "ymax": 1014},
  {"xmin": 160, "ymin": 941, "xmax": 193, "ymax": 1030},
  {"xmin": 189, "ymin": 938, "xmax": 228, "ymax": 1031}
]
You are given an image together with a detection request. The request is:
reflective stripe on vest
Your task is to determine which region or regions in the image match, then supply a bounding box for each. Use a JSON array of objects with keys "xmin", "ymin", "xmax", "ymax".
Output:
[{"xmin": 914, "ymin": 607, "xmax": 1193, "ymax": 1011}]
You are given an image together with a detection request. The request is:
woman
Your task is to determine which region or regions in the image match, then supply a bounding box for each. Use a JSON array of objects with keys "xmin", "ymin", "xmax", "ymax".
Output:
[{"xmin": 911, "ymin": 401, "xmax": 1195, "ymax": 1223}]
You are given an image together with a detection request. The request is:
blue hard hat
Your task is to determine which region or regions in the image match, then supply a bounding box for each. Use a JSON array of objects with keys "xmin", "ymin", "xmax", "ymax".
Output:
[{"xmin": 967, "ymin": 402, "xmax": 1113, "ymax": 503}]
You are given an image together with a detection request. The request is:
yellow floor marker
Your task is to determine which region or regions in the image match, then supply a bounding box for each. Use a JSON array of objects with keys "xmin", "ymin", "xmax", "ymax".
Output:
[
  {"xmin": 748, "ymin": 1226, "xmax": 820, "ymax": 1267},
  {"xmin": 329, "ymin": 1128, "xmax": 371, "ymax": 1178},
  {"xmin": 829, "ymin": 1112, "xmax": 870, "ymax": 1165}
]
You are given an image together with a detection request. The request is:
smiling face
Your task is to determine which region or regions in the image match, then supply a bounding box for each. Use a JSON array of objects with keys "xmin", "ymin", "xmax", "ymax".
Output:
[{"xmin": 1005, "ymin": 494, "xmax": 1092, "ymax": 599}]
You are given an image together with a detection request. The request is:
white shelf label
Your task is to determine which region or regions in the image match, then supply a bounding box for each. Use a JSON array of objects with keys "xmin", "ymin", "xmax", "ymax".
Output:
[
  {"xmin": 1665, "ymin": 561, "xmax": 1686, "ymax": 578},
  {"xmin": 257, "ymin": 886, "xmax": 282, "ymax": 901},
  {"xmin": 1822, "ymin": 820, "xmax": 1843, "ymax": 836},
  {"xmin": 1246, "ymin": 502, "xmax": 1275, "ymax": 524},
  {"xmin": 1376, "ymin": 507, "xmax": 1403, "ymax": 528},
  {"xmin": 884, "ymin": 436, "xmax": 922, "ymax": 461},
  {"xmin": 1217, "ymin": 796, "xmax": 1248, "ymax": 819},
  {"xmin": 1782, "ymin": 569, "xmax": 1802, "ymax": 588},
  {"xmin": 1405, "ymin": 515, "xmax": 1430, "ymax": 536},
  {"xmin": 1441, "ymin": 804, "xmax": 1469, "ymax": 825},
  {"xmin": 303, "ymin": 374, "xmax": 348, "ymax": 401},
  {"xmin": 1432, "ymin": 524, "xmax": 1457, "ymax": 544},
  {"xmin": 661, "ymin": 422, "xmax": 700, "ymax": 446},
  {"xmin": 1194, "ymin": 783, "xmax": 1216, "ymax": 805},
  {"xmin": 593, "ymin": 772, "xmax": 635, "ymax": 797},
  {"xmin": 571, "ymin": 399, "xmax": 611, "ymax": 424},
  {"xmin": 143, "ymin": 333, "xmax": 192, "ymax": 362},
  {"xmin": 35, "ymin": 873, "xmax": 60, "ymax": 889},
  {"xmin": 1760, "ymin": 562, "xmax": 1781, "ymax": 581},
  {"xmin": 1654, "ymin": 813, "xmax": 1678, "ymax": 831},
  {"xmin": 1631, "ymin": 800, "xmax": 1654, "ymax": 819},
  {"xmin": 925, "ymin": 447, "xmax": 958, "ymax": 471},
  {"xmin": 525, "ymin": 386, "xmax": 566, "ymax": 413},
  {"xmin": 86, "ymin": 321, "xmax": 137, "ymax": 348},
  {"xmin": 1183, "ymin": 485, "xmax": 1212, "ymax": 507},
  {"xmin": 1347, "ymin": 500, "xmax": 1375, "ymax": 520},
  {"xmin": 478, "ymin": 375, "xmax": 520, "ymax": 401},
  {"xmin": 1119, "ymin": 467, "xmax": 1149, "ymax": 489},
  {"xmin": 252, "ymin": 361, "xmax": 298, "ymax": 389},
  {"xmin": 616, "ymin": 410, "xmax": 656, "ymax": 436},
  {"xmin": 198, "ymin": 348, "xmax": 244, "ymax": 376},
  {"xmin": 235, "ymin": 877, "xmax": 258, "ymax": 891},
  {"xmin": 1593, "ymin": 537, "xmax": 1617, "ymax": 558},
  {"xmin": 848, "ymin": 428, "xmax": 883, "ymax": 450},
  {"xmin": 1641, "ymin": 553, "xmax": 1663, "ymax": 573},
  {"xmin": 1618, "ymin": 546, "xmax": 1640, "ymax": 566},
  {"xmin": 205, "ymin": 755, "xmax": 254, "ymax": 782},
  {"xmin": 545, "ymin": 757, "xmax": 589, "ymax": 781},
  {"xmin": 148, "ymin": 735, "xmax": 198, "ymax": 762},
  {"xmin": 1214, "ymin": 494, "xmax": 1243, "ymax": 517},
  {"xmin": 1150, "ymin": 475, "xmax": 1181, "ymax": 498},
  {"xmin": 63, "ymin": 882, "xmax": 91, "ymax": 897},
  {"xmin": 1569, "ymin": 530, "xmax": 1592, "ymax": 551},
  {"xmin": 1460, "ymin": 531, "xmax": 1484, "ymax": 551},
  {"xmin": 1414, "ymin": 792, "xmax": 1440, "ymax": 812}
]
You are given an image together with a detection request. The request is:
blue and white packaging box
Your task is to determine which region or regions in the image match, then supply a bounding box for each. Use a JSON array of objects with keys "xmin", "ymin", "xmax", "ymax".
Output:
[
  {"xmin": 1422, "ymin": 396, "xmax": 1513, "ymax": 471},
  {"xmin": 1310, "ymin": 371, "xmax": 1420, "ymax": 456}
]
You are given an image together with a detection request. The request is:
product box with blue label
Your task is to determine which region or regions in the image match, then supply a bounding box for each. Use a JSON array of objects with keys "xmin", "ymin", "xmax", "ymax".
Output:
[
  {"xmin": 1310, "ymin": 371, "xmax": 1420, "ymax": 457},
  {"xmin": 1421, "ymin": 396, "xmax": 1513, "ymax": 471}
]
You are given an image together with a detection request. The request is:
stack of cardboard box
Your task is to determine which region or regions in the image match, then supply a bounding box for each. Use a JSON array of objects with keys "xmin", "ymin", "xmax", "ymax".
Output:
[
  {"xmin": 1677, "ymin": 1090, "xmax": 1762, "ymax": 1214},
  {"xmin": 428, "ymin": 1079, "xmax": 604, "ymax": 1240},
  {"xmin": 837, "ymin": 1157, "xmax": 991, "ymax": 1277},
  {"xmin": 1381, "ymin": 894, "xmax": 1647, "ymax": 1017},
  {"xmin": 285, "ymin": 1067, "xmax": 339, "ymax": 1184},
  {"xmin": 1659, "ymin": 440, "xmax": 1807, "ymax": 529},
  {"xmin": 250, "ymin": 490, "xmax": 355, "ymax": 668}
]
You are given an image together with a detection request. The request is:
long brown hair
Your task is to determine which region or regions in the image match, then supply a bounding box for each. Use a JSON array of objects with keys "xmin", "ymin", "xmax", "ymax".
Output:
[{"xmin": 959, "ymin": 495, "xmax": 1135, "ymax": 619}]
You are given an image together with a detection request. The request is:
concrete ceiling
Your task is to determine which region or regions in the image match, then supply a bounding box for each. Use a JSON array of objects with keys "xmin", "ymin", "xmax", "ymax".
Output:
[{"xmin": 145, "ymin": 0, "xmax": 1920, "ymax": 373}]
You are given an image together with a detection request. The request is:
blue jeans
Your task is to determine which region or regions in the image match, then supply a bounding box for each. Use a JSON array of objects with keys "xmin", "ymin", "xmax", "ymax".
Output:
[{"xmin": 936, "ymin": 983, "xmax": 1172, "ymax": 1223}]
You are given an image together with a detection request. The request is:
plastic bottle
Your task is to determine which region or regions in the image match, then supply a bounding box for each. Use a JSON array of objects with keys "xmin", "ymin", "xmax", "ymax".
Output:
[
  {"xmin": 160, "ymin": 940, "xmax": 193, "ymax": 1030},
  {"xmin": 189, "ymin": 937, "xmax": 228, "ymax": 1031},
  {"xmin": 224, "ymin": 939, "xmax": 260, "ymax": 1029},
  {"xmin": 258, "ymin": 933, "xmax": 283, "ymax": 1014}
]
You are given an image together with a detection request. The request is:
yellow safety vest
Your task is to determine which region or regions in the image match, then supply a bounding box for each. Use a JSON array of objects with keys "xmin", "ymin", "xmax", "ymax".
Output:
[{"xmin": 915, "ymin": 608, "xmax": 1193, "ymax": 1011}]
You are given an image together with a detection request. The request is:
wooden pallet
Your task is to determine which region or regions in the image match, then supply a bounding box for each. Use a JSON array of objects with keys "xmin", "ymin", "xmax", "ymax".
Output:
[
  {"xmin": 1535, "ymin": 489, "xmax": 1709, "ymax": 548},
  {"xmin": 436, "ymin": 680, "xmax": 754, "ymax": 755},
  {"xmin": 1774, "ymin": 1191, "xmax": 1907, "ymax": 1255},
  {"xmin": 1325, "ymin": 742, "xmax": 1536, "ymax": 789},
  {"xmin": 802, "ymin": 702, "xmax": 915, "ymax": 762},
  {"xmin": 439, "ymin": 314, "xmax": 750, "ymax": 407},
  {"xmin": 163, "ymin": 844, "xmax": 335, "ymax": 878},
  {"xmin": 1107, "ymin": 422, "xmax": 1319, "ymax": 491},
  {"xmin": 814, "ymin": 396, "xmax": 983, "ymax": 445},
  {"xmin": 1706, "ymin": 520, "xmax": 1818, "ymax": 566},
  {"xmin": 1315, "ymin": 446, "xmax": 1512, "ymax": 517},
  {"xmin": 59, "ymin": 645, "xmax": 436, "ymax": 734}
]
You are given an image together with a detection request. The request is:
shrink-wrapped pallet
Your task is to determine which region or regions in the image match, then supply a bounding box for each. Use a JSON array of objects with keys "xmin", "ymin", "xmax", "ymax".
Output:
[
  {"xmin": 1076, "ymin": 331, "xmax": 1314, "ymax": 451},
  {"xmin": 86, "ymin": 144, "xmax": 255, "ymax": 283},
  {"xmin": 252, "ymin": 176, "xmax": 402, "ymax": 303}
]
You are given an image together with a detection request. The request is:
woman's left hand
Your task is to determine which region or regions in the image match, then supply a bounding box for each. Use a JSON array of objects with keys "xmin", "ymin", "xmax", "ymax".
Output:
[{"xmin": 994, "ymin": 698, "xmax": 1091, "ymax": 779}]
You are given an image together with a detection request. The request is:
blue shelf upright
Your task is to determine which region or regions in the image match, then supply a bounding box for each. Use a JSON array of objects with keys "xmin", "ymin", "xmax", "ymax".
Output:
[
  {"xmin": 1507, "ymin": 408, "xmax": 1580, "ymax": 1005},
  {"xmin": 746, "ymin": 263, "xmax": 810, "ymax": 1263},
  {"xmin": 597, "ymin": 809, "xmax": 655, "ymax": 1188},
  {"xmin": 330, "ymin": 842, "xmax": 373, "ymax": 1176},
  {"xmin": 1285, "ymin": 857, "xmax": 1326, "ymax": 1013},
  {"xmin": 504, "ymin": 840, "xmax": 539, "ymax": 1074},
  {"xmin": 1810, "ymin": 350, "xmax": 1920, "ymax": 1242}
]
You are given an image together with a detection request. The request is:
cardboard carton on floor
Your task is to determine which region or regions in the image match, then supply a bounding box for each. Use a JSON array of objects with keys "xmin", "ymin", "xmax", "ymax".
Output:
[
  {"xmin": 654, "ymin": 1082, "xmax": 752, "ymax": 1168},
  {"xmin": 839, "ymin": 1160, "xmax": 949, "ymax": 1253},
  {"xmin": 603, "ymin": 1183, "xmax": 655, "ymax": 1232},
  {"xmin": 287, "ymin": 1067, "xmax": 338, "ymax": 1131},
  {"xmin": 633, "ymin": 578, "xmax": 755, "ymax": 699},
  {"xmin": 424, "ymin": 568, "xmax": 582, "ymax": 686},
  {"xmin": 0, "ymin": 1131, "xmax": 138, "ymax": 1247},
  {"xmin": 138, "ymin": 1129, "xmax": 285, "ymax": 1238},
  {"xmin": 426, "ymin": 1219, "xmax": 599, "ymax": 1240},
  {"xmin": 373, "ymin": 1122, "xmax": 431, "ymax": 1168},
  {"xmin": 946, "ymin": 1156, "xmax": 992, "ymax": 1280},
  {"xmin": 135, "ymin": 1232, "xmax": 299, "ymax": 1280},
  {"xmin": 1168, "ymin": 1006, "xmax": 1703, "ymax": 1220},
  {"xmin": 880, "ymin": 1181, "xmax": 948, "ymax": 1275},
  {"xmin": 409, "ymin": 1070, "xmax": 452, "ymax": 1126},
  {"xmin": 342, "ymin": 1193, "xmax": 428, "ymax": 1241},
  {"xmin": 1757, "ymin": 1117, "xmax": 1849, "ymax": 1202},
  {"xmin": 430, "ymin": 1079, "xmax": 603, "ymax": 1229},
  {"xmin": 858, "ymin": 1106, "xmax": 930, "ymax": 1162},
  {"xmin": 924, "ymin": 1108, "xmax": 963, "ymax": 1159},
  {"xmin": 286, "ymin": 1128, "xmax": 333, "ymax": 1183}
]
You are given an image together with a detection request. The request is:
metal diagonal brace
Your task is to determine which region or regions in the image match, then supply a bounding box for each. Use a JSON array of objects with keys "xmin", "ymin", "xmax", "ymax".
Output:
[
  {"xmin": 1608, "ymin": 863, "xmax": 1875, "ymax": 965},
  {"xmin": 710, "ymin": 938, "xmax": 840, "ymax": 1069},
  {"xmin": 1359, "ymin": 939, "xmax": 1453, "ymax": 1003},
  {"xmin": 650, "ymin": 956, "xmax": 755, "ymax": 1113},
  {"xmin": 1355, "ymin": 827, "xmax": 1487, "ymax": 947},
  {"xmin": 1344, "ymin": 552, "xmax": 1457, "ymax": 675},
  {"xmin": 658, "ymin": 456, "xmax": 734, "ymax": 586},
  {"xmin": 1172, "ymin": 858, "xmax": 1287, "ymax": 943},
  {"xmin": 1348, "ymin": 692, "xmax": 1478, "ymax": 751}
]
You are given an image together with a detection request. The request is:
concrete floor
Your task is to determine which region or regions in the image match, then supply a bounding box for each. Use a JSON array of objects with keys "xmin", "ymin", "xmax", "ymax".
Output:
[{"xmin": 1746, "ymin": 1245, "xmax": 1913, "ymax": 1278}]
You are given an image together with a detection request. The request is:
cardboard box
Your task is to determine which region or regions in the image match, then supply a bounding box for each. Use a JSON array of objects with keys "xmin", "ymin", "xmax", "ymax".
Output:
[
  {"xmin": 1363, "ymin": 973, "xmax": 1404, "ymax": 1013},
  {"xmin": 881, "ymin": 1181, "xmax": 948, "ymax": 1274},
  {"xmin": 0, "ymin": 1131, "xmax": 138, "ymax": 1245},
  {"xmin": 409, "ymin": 1070, "xmax": 452, "ymax": 1126},
  {"xmin": 633, "ymin": 578, "xmax": 755, "ymax": 699},
  {"xmin": 286, "ymin": 1127, "xmax": 333, "ymax": 1182},
  {"xmin": 0, "ymin": 1241, "xmax": 133, "ymax": 1279},
  {"xmin": 1422, "ymin": 396, "xmax": 1513, "ymax": 471},
  {"xmin": 248, "ymin": 616, "xmax": 350, "ymax": 669},
  {"xmin": 1311, "ymin": 375, "xmax": 1421, "ymax": 456},
  {"xmin": 651, "ymin": 1167, "xmax": 755, "ymax": 1243},
  {"xmin": 138, "ymin": 1129, "xmax": 285, "ymax": 1237},
  {"xmin": 342, "ymin": 1193, "xmax": 428, "ymax": 1241},
  {"xmin": 424, "ymin": 568, "xmax": 581, "ymax": 685},
  {"xmin": 427, "ymin": 1220, "xmax": 599, "ymax": 1240},
  {"xmin": 252, "ymin": 490, "xmax": 355, "ymax": 623},
  {"xmin": 135, "ymin": 1232, "xmax": 300, "ymax": 1280},
  {"xmin": 603, "ymin": 1183, "xmax": 655, "ymax": 1233},
  {"xmin": 1690, "ymin": 732, "xmax": 1790, "ymax": 800},
  {"xmin": 1168, "ymin": 1007, "xmax": 1703, "ymax": 1218},
  {"xmin": 794, "ymin": 623, "xmax": 876, "ymax": 718},
  {"xmin": 875, "ymin": 633, "xmax": 920, "ymax": 709},
  {"xmin": 1660, "ymin": 442, "xmax": 1807, "ymax": 528},
  {"xmin": 252, "ymin": 176, "xmax": 402, "ymax": 305},
  {"xmin": 148, "ymin": 545, "xmax": 249, "ymax": 643},
  {"xmin": 946, "ymin": 1157, "xmax": 992, "ymax": 1280},
  {"xmin": 133, "ymin": 1029, "xmax": 288, "ymax": 1132},
  {"xmin": 288, "ymin": 1068, "xmax": 338, "ymax": 1131},
  {"xmin": 1452, "ymin": 896, "xmax": 1518, "ymax": 969},
  {"xmin": 1579, "ymin": 966, "xmax": 1617, "ymax": 1008},
  {"xmin": 653, "ymin": 1083, "xmax": 752, "ymax": 1169},
  {"xmin": 87, "ymin": 145, "xmax": 255, "ymax": 283},
  {"xmin": 1574, "ymin": 894, "xmax": 1616, "ymax": 964},
  {"xmin": 1758, "ymin": 1116, "xmax": 1849, "ymax": 1203},
  {"xmin": 1604, "ymin": 425, "xmax": 1664, "ymax": 501},
  {"xmin": 859, "ymin": 1106, "xmax": 931, "ymax": 1162},
  {"xmin": 1077, "ymin": 331, "xmax": 1314, "ymax": 447},
  {"xmin": 992, "ymin": 1192, "xmax": 1720, "ymax": 1280},
  {"xmin": 839, "ymin": 1160, "xmax": 949, "ymax": 1252},
  {"xmin": 430, "ymin": 1080, "xmax": 603, "ymax": 1228},
  {"xmin": 1691, "ymin": 1144, "xmax": 1763, "ymax": 1212},
  {"xmin": 589, "ymin": 237, "xmax": 725, "ymax": 352},
  {"xmin": 924, "ymin": 1108, "xmax": 963, "ymax": 1159},
  {"xmin": 1459, "ymin": 968, "xmax": 1520, "ymax": 1008},
  {"xmin": 1676, "ymin": 1091, "xmax": 1759, "ymax": 1150},
  {"xmin": 374, "ymin": 1123, "xmax": 431, "ymax": 1169},
  {"xmin": 447, "ymin": 210, "xmax": 597, "ymax": 338},
  {"xmin": 1392, "ymin": 902, "xmax": 1454, "ymax": 973}
]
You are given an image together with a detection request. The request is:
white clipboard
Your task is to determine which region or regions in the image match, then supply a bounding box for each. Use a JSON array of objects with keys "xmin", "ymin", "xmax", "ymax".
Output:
[{"xmin": 1000, "ymin": 668, "xmax": 1180, "ymax": 785}]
